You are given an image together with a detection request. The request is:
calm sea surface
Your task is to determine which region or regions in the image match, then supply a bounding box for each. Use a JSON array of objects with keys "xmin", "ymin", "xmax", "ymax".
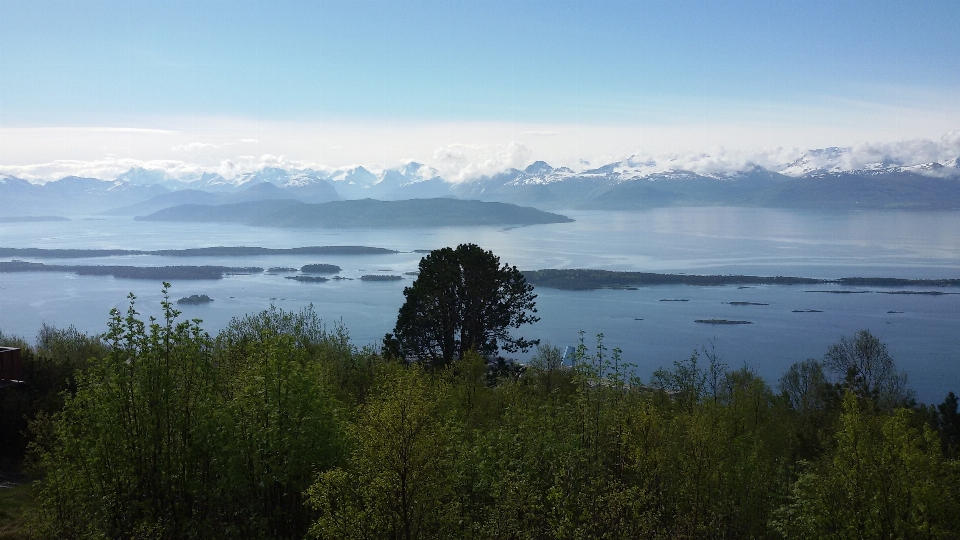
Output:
[{"xmin": 2, "ymin": 207, "xmax": 959, "ymax": 403}]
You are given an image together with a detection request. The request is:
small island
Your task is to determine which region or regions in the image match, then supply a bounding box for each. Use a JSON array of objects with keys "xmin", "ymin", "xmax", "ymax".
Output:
[
  {"xmin": 301, "ymin": 264, "xmax": 341, "ymax": 274},
  {"xmin": 695, "ymin": 319, "xmax": 753, "ymax": 325},
  {"xmin": 792, "ymin": 309, "xmax": 823, "ymax": 313},
  {"xmin": 660, "ymin": 299, "xmax": 689, "ymax": 302},
  {"xmin": 267, "ymin": 267, "xmax": 298, "ymax": 273},
  {"xmin": 360, "ymin": 275, "xmax": 403, "ymax": 281},
  {"xmin": 177, "ymin": 294, "xmax": 213, "ymax": 305},
  {"xmin": 285, "ymin": 275, "xmax": 329, "ymax": 283},
  {"xmin": 725, "ymin": 301, "xmax": 769, "ymax": 306}
]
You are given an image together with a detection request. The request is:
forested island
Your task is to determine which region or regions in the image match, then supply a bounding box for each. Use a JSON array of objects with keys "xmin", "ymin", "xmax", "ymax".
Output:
[
  {"xmin": 0, "ymin": 245, "xmax": 397, "ymax": 258},
  {"xmin": 0, "ymin": 261, "xmax": 262, "ymax": 280},
  {"xmin": 301, "ymin": 264, "xmax": 341, "ymax": 274},
  {"xmin": 176, "ymin": 294, "xmax": 213, "ymax": 305},
  {"xmin": 135, "ymin": 198, "xmax": 573, "ymax": 228},
  {"xmin": 695, "ymin": 318, "xmax": 753, "ymax": 324},
  {"xmin": 360, "ymin": 274, "xmax": 404, "ymax": 281},
  {"xmin": 286, "ymin": 275, "xmax": 329, "ymax": 283},
  {"xmin": 523, "ymin": 268, "xmax": 960, "ymax": 290}
]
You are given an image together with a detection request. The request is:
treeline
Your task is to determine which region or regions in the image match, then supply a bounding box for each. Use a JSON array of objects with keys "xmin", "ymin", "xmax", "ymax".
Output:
[{"xmin": 1, "ymin": 292, "xmax": 959, "ymax": 539}]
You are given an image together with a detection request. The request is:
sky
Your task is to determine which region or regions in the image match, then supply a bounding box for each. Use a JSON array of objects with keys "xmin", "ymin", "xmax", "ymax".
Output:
[{"xmin": 1, "ymin": 0, "xmax": 959, "ymax": 181}]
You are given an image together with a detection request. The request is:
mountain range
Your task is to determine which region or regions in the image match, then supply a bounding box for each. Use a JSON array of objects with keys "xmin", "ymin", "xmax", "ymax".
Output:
[{"xmin": 3, "ymin": 149, "xmax": 960, "ymax": 217}]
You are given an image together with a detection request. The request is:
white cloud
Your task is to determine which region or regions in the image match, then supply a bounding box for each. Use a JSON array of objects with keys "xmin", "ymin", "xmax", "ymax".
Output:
[
  {"xmin": 0, "ymin": 153, "xmax": 331, "ymax": 183},
  {"xmin": 604, "ymin": 132, "xmax": 960, "ymax": 178},
  {"xmin": 2, "ymin": 117, "xmax": 958, "ymax": 182},
  {"xmin": 432, "ymin": 141, "xmax": 533, "ymax": 182},
  {"xmin": 171, "ymin": 142, "xmax": 220, "ymax": 152},
  {"xmin": 70, "ymin": 127, "xmax": 179, "ymax": 135},
  {"xmin": 0, "ymin": 158, "xmax": 205, "ymax": 183}
]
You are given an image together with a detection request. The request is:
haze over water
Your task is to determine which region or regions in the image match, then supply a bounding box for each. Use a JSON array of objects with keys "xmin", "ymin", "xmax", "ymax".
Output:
[{"xmin": 2, "ymin": 207, "xmax": 958, "ymax": 403}]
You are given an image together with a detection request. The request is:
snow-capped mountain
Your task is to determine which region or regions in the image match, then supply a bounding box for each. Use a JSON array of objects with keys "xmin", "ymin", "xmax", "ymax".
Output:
[
  {"xmin": 229, "ymin": 167, "xmax": 339, "ymax": 203},
  {"xmin": 0, "ymin": 174, "xmax": 37, "ymax": 194},
  {"xmin": 371, "ymin": 162, "xmax": 451, "ymax": 199},
  {"xmin": 0, "ymin": 175, "xmax": 169, "ymax": 216},
  {"xmin": 115, "ymin": 167, "xmax": 179, "ymax": 189},
  {"xmin": 3, "ymin": 149, "xmax": 960, "ymax": 218},
  {"xmin": 453, "ymin": 150, "xmax": 960, "ymax": 210},
  {"xmin": 325, "ymin": 166, "xmax": 379, "ymax": 199}
]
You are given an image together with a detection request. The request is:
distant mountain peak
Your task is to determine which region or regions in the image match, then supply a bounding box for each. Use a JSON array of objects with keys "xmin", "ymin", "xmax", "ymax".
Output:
[
  {"xmin": 582, "ymin": 163, "xmax": 618, "ymax": 175},
  {"xmin": 524, "ymin": 161, "xmax": 554, "ymax": 175},
  {"xmin": 401, "ymin": 161, "xmax": 425, "ymax": 175},
  {"xmin": 199, "ymin": 172, "xmax": 226, "ymax": 183}
]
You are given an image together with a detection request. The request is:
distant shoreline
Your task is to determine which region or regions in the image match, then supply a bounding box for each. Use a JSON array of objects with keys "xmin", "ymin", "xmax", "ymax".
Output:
[
  {"xmin": 0, "ymin": 245, "xmax": 397, "ymax": 259},
  {"xmin": 0, "ymin": 261, "xmax": 262, "ymax": 280},
  {"xmin": 523, "ymin": 269, "xmax": 960, "ymax": 290},
  {"xmin": 0, "ymin": 216, "xmax": 70, "ymax": 223},
  {"xmin": 3, "ymin": 260, "xmax": 959, "ymax": 288}
]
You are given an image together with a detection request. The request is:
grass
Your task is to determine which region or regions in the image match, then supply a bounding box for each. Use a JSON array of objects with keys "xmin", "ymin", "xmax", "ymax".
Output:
[{"xmin": 0, "ymin": 480, "xmax": 36, "ymax": 540}]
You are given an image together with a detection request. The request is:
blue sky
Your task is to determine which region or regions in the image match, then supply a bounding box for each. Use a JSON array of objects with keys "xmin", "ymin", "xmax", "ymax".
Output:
[{"xmin": 2, "ymin": 0, "xmax": 959, "ymax": 179}]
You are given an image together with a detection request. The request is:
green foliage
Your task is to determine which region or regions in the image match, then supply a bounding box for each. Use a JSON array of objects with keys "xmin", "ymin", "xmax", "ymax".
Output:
[
  {"xmin": 934, "ymin": 391, "xmax": 960, "ymax": 457},
  {"xmin": 523, "ymin": 343, "xmax": 577, "ymax": 400},
  {"xmin": 214, "ymin": 308, "xmax": 345, "ymax": 538},
  {"xmin": 9, "ymin": 294, "xmax": 959, "ymax": 540},
  {"xmin": 779, "ymin": 359, "xmax": 841, "ymax": 461},
  {"xmin": 823, "ymin": 329, "xmax": 913, "ymax": 410},
  {"xmin": 29, "ymin": 288, "xmax": 221, "ymax": 539},
  {"xmin": 774, "ymin": 392, "xmax": 960, "ymax": 539},
  {"xmin": 391, "ymin": 244, "xmax": 539, "ymax": 367},
  {"xmin": 0, "ymin": 326, "xmax": 107, "ymax": 471},
  {"xmin": 307, "ymin": 364, "xmax": 459, "ymax": 540},
  {"xmin": 0, "ymin": 480, "xmax": 36, "ymax": 540},
  {"xmin": 27, "ymin": 288, "xmax": 347, "ymax": 540}
]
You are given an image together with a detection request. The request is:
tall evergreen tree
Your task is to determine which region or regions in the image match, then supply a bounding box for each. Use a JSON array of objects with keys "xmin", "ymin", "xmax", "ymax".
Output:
[{"xmin": 388, "ymin": 244, "xmax": 539, "ymax": 367}]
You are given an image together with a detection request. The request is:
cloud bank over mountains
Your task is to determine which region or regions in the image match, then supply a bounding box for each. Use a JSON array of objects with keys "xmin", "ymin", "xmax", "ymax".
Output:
[{"xmin": 2, "ymin": 131, "xmax": 959, "ymax": 185}]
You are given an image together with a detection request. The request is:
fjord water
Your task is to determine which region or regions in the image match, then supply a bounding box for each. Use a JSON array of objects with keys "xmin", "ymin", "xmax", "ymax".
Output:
[{"xmin": 2, "ymin": 207, "xmax": 959, "ymax": 403}]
